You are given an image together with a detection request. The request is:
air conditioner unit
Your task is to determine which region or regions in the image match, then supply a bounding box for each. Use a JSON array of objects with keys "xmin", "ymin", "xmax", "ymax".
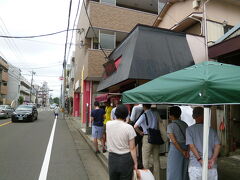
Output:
[{"xmin": 193, "ymin": 0, "xmax": 201, "ymax": 9}]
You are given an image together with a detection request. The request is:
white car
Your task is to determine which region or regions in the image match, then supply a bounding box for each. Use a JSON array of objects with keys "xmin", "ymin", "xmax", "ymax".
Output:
[{"xmin": 50, "ymin": 104, "xmax": 57, "ymax": 109}]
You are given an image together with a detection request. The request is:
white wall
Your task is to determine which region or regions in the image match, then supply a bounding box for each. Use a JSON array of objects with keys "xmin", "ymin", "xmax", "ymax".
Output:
[{"xmin": 7, "ymin": 64, "xmax": 21, "ymax": 103}]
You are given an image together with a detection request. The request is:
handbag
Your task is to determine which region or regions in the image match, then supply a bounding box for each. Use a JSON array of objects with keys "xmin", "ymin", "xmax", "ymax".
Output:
[{"xmin": 144, "ymin": 113, "xmax": 164, "ymax": 145}]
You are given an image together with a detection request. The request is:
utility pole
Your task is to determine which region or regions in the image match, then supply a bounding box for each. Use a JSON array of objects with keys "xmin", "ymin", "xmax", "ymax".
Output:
[
  {"xmin": 30, "ymin": 71, "xmax": 36, "ymax": 103},
  {"xmin": 63, "ymin": 67, "xmax": 67, "ymax": 120}
]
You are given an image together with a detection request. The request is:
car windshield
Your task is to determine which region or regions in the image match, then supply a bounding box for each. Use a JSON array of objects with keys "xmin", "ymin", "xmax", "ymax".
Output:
[
  {"xmin": 16, "ymin": 105, "xmax": 32, "ymax": 111},
  {"xmin": 0, "ymin": 105, "xmax": 6, "ymax": 109}
]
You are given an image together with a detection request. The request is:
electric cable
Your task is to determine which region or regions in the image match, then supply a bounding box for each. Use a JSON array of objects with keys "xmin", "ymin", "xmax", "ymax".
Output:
[
  {"xmin": 0, "ymin": 17, "xmax": 25, "ymax": 59},
  {"xmin": 82, "ymin": 0, "xmax": 108, "ymax": 60},
  {"xmin": 0, "ymin": 28, "xmax": 80, "ymax": 39},
  {"xmin": 66, "ymin": 0, "xmax": 82, "ymax": 64},
  {"xmin": 21, "ymin": 63, "xmax": 62, "ymax": 70},
  {"xmin": 63, "ymin": 0, "xmax": 73, "ymax": 68}
]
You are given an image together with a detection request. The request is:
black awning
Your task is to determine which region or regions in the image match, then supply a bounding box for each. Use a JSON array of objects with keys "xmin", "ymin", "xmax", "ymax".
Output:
[{"xmin": 97, "ymin": 24, "xmax": 195, "ymax": 92}]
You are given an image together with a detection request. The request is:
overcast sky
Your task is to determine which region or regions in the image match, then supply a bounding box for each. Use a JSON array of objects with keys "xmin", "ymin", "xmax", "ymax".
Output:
[{"xmin": 0, "ymin": 0, "xmax": 81, "ymax": 98}]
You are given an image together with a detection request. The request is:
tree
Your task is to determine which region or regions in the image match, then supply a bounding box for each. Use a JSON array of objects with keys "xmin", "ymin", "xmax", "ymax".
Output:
[
  {"xmin": 18, "ymin": 96, "xmax": 24, "ymax": 105},
  {"xmin": 53, "ymin": 97, "xmax": 59, "ymax": 105}
]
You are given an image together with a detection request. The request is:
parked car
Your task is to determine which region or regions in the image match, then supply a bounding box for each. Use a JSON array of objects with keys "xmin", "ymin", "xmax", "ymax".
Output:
[
  {"xmin": 0, "ymin": 105, "xmax": 15, "ymax": 118},
  {"xmin": 11, "ymin": 105, "xmax": 38, "ymax": 122},
  {"xmin": 26, "ymin": 103, "xmax": 37, "ymax": 107}
]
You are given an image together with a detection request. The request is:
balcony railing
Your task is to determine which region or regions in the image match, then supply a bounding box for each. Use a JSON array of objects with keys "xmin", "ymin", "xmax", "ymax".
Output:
[
  {"xmin": 0, "ymin": 85, "xmax": 8, "ymax": 95},
  {"xmin": 89, "ymin": 0, "xmax": 158, "ymax": 14},
  {"xmin": 1, "ymin": 71, "xmax": 8, "ymax": 82}
]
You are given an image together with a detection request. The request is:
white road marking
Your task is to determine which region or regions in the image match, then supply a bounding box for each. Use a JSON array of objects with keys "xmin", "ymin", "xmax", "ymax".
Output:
[{"xmin": 38, "ymin": 116, "xmax": 58, "ymax": 180}]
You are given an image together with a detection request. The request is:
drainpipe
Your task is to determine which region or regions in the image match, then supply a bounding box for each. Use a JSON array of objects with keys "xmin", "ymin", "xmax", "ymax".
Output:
[
  {"xmin": 202, "ymin": 3, "xmax": 211, "ymax": 180},
  {"xmin": 203, "ymin": 0, "xmax": 210, "ymax": 61}
]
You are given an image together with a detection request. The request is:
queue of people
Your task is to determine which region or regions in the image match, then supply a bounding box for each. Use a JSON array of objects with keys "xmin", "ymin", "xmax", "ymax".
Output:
[{"xmin": 90, "ymin": 101, "xmax": 221, "ymax": 180}]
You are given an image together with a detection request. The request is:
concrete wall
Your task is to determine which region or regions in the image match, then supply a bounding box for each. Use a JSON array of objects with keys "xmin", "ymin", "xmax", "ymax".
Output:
[
  {"xmin": 158, "ymin": 0, "xmax": 240, "ymax": 29},
  {"xmin": 89, "ymin": 1, "xmax": 157, "ymax": 32}
]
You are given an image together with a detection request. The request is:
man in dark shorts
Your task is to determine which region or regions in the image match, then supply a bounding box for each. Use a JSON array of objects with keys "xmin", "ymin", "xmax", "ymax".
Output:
[{"xmin": 91, "ymin": 101, "xmax": 105, "ymax": 154}]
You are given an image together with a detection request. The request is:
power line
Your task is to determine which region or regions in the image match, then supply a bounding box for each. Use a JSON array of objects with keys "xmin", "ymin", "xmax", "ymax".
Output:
[
  {"xmin": 22, "ymin": 74, "xmax": 60, "ymax": 77},
  {"xmin": 21, "ymin": 63, "xmax": 62, "ymax": 70},
  {"xmin": 0, "ymin": 17, "xmax": 26, "ymax": 59},
  {"xmin": 82, "ymin": 0, "xmax": 108, "ymax": 59},
  {"xmin": 66, "ymin": 0, "xmax": 82, "ymax": 64},
  {"xmin": 0, "ymin": 28, "xmax": 80, "ymax": 39},
  {"xmin": 63, "ymin": 0, "xmax": 73, "ymax": 68}
]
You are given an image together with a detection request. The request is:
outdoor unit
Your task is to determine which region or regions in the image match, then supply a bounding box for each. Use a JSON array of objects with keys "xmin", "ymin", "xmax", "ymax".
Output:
[{"xmin": 193, "ymin": 0, "xmax": 201, "ymax": 9}]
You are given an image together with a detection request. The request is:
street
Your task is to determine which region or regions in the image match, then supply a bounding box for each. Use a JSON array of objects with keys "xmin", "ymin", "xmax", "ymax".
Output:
[{"xmin": 0, "ymin": 108, "xmax": 90, "ymax": 180}]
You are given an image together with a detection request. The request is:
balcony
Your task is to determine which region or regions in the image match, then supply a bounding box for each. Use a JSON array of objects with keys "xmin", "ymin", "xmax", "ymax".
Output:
[
  {"xmin": 87, "ymin": 1, "xmax": 157, "ymax": 33},
  {"xmin": 0, "ymin": 58, "xmax": 9, "ymax": 70},
  {"xmin": 85, "ymin": 49, "xmax": 112, "ymax": 80},
  {"xmin": 0, "ymin": 85, "xmax": 8, "ymax": 95},
  {"xmin": 1, "ymin": 71, "xmax": 8, "ymax": 82},
  {"xmin": 20, "ymin": 86, "xmax": 30, "ymax": 95}
]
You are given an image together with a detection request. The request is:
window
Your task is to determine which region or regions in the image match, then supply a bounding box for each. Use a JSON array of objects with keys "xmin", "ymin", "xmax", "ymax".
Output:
[
  {"xmin": 93, "ymin": 37, "xmax": 99, "ymax": 49},
  {"xmin": 99, "ymin": 31, "xmax": 116, "ymax": 50},
  {"xmin": 100, "ymin": 0, "xmax": 116, "ymax": 6},
  {"xmin": 224, "ymin": 25, "xmax": 233, "ymax": 34},
  {"xmin": 158, "ymin": 1, "xmax": 165, "ymax": 15},
  {"xmin": 207, "ymin": 21, "xmax": 224, "ymax": 43}
]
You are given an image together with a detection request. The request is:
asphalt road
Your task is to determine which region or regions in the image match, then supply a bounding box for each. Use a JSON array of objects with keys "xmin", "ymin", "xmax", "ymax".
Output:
[{"xmin": 0, "ymin": 108, "xmax": 88, "ymax": 180}]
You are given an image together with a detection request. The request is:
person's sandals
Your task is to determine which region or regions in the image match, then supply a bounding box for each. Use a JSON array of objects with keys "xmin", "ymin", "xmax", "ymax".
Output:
[{"xmin": 95, "ymin": 150, "xmax": 100, "ymax": 154}]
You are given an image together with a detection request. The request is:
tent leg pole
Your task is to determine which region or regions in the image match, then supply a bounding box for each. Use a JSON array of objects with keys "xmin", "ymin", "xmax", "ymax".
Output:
[{"xmin": 202, "ymin": 107, "xmax": 210, "ymax": 180}]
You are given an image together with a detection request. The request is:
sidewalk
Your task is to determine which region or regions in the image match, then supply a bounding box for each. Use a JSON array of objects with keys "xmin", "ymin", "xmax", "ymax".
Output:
[
  {"xmin": 67, "ymin": 116, "xmax": 167, "ymax": 179},
  {"xmin": 65, "ymin": 115, "xmax": 108, "ymax": 180},
  {"xmin": 67, "ymin": 115, "xmax": 240, "ymax": 180}
]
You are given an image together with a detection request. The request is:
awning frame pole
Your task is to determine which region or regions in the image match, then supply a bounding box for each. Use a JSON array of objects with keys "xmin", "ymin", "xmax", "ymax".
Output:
[{"xmin": 202, "ymin": 107, "xmax": 211, "ymax": 180}]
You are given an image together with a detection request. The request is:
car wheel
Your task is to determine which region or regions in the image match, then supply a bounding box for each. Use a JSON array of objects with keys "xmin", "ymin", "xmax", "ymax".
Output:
[
  {"xmin": 31, "ymin": 117, "xmax": 35, "ymax": 122},
  {"xmin": 35, "ymin": 115, "xmax": 38, "ymax": 120},
  {"xmin": 12, "ymin": 119, "xmax": 16, "ymax": 123}
]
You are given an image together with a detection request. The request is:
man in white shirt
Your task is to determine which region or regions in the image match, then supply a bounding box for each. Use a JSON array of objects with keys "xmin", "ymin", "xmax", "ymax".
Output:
[
  {"xmin": 130, "ymin": 104, "xmax": 143, "ymax": 123},
  {"xmin": 130, "ymin": 104, "xmax": 144, "ymax": 169},
  {"xmin": 106, "ymin": 104, "xmax": 138, "ymax": 180},
  {"xmin": 134, "ymin": 104, "xmax": 160, "ymax": 180},
  {"xmin": 54, "ymin": 105, "xmax": 60, "ymax": 118}
]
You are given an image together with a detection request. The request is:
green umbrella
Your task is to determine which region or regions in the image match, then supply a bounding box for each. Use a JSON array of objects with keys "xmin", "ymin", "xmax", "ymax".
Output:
[
  {"xmin": 122, "ymin": 61, "xmax": 240, "ymax": 105},
  {"xmin": 123, "ymin": 61, "xmax": 240, "ymax": 180}
]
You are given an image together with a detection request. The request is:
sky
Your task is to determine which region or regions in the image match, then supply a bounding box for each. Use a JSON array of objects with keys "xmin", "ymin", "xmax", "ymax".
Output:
[{"xmin": 0, "ymin": 0, "xmax": 81, "ymax": 98}]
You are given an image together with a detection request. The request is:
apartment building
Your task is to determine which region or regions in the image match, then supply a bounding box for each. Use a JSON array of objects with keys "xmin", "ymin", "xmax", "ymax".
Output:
[
  {"xmin": 154, "ymin": 0, "xmax": 240, "ymax": 45},
  {"xmin": 154, "ymin": 0, "xmax": 240, "ymax": 155},
  {"xmin": 0, "ymin": 57, "xmax": 9, "ymax": 105},
  {"xmin": 20, "ymin": 76, "xmax": 31, "ymax": 103},
  {"xmin": 7, "ymin": 64, "xmax": 21, "ymax": 106},
  {"xmin": 66, "ymin": 55, "xmax": 75, "ymax": 115},
  {"xmin": 74, "ymin": 0, "xmax": 158, "ymax": 122},
  {"xmin": 38, "ymin": 82, "xmax": 50, "ymax": 107}
]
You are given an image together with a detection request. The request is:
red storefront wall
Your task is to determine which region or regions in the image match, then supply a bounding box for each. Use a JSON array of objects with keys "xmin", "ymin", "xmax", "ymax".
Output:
[
  {"xmin": 73, "ymin": 92, "xmax": 80, "ymax": 117},
  {"xmin": 82, "ymin": 81, "xmax": 92, "ymax": 124}
]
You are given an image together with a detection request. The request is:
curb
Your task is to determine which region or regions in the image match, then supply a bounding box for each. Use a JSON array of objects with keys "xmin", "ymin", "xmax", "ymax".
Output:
[
  {"xmin": 76, "ymin": 128, "xmax": 109, "ymax": 171},
  {"xmin": 67, "ymin": 116, "xmax": 108, "ymax": 171}
]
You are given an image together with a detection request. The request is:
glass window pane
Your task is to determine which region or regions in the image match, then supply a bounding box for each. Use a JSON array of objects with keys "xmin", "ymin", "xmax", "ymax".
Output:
[
  {"xmin": 100, "ymin": 33, "xmax": 115, "ymax": 50},
  {"xmin": 158, "ymin": 1, "xmax": 165, "ymax": 14},
  {"xmin": 101, "ymin": 0, "xmax": 116, "ymax": 5}
]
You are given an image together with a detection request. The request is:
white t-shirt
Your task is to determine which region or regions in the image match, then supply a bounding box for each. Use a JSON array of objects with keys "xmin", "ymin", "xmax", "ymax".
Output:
[
  {"xmin": 130, "ymin": 104, "xmax": 143, "ymax": 122},
  {"xmin": 106, "ymin": 120, "xmax": 136, "ymax": 154},
  {"xmin": 54, "ymin": 107, "xmax": 60, "ymax": 114},
  {"xmin": 135, "ymin": 109, "xmax": 158, "ymax": 135}
]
